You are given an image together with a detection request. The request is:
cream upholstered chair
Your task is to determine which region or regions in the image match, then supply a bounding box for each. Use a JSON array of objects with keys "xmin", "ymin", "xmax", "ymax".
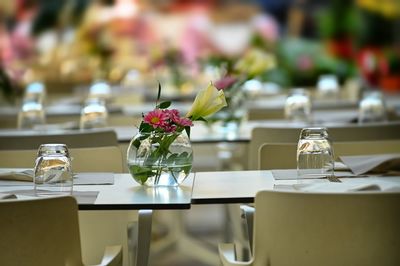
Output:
[
  {"xmin": 258, "ymin": 139, "xmax": 400, "ymax": 170},
  {"xmin": 219, "ymin": 190, "xmax": 400, "ymax": 266},
  {"xmin": 248, "ymin": 122, "xmax": 400, "ymax": 169},
  {"xmin": 0, "ymin": 129, "xmax": 118, "ymax": 150},
  {"xmin": 0, "ymin": 196, "xmax": 122, "ymax": 266},
  {"xmin": 0, "ymin": 146, "xmax": 140, "ymax": 266}
]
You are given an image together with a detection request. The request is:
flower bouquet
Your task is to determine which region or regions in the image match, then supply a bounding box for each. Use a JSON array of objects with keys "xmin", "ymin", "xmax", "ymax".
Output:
[
  {"xmin": 207, "ymin": 48, "xmax": 276, "ymax": 133},
  {"xmin": 127, "ymin": 83, "xmax": 227, "ymax": 186}
]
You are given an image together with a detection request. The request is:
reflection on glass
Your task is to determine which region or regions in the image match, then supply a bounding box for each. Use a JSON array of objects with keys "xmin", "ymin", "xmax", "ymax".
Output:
[
  {"xmin": 17, "ymin": 98, "xmax": 46, "ymax": 129},
  {"xmin": 297, "ymin": 127, "xmax": 334, "ymax": 180},
  {"xmin": 284, "ymin": 88, "xmax": 312, "ymax": 122},
  {"xmin": 80, "ymin": 98, "xmax": 108, "ymax": 129},
  {"xmin": 34, "ymin": 144, "xmax": 73, "ymax": 196},
  {"xmin": 358, "ymin": 91, "xmax": 387, "ymax": 124},
  {"xmin": 317, "ymin": 74, "xmax": 339, "ymax": 99}
]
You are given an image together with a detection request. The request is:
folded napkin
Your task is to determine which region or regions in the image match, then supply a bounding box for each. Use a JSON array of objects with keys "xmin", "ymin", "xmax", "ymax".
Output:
[
  {"xmin": 0, "ymin": 169, "xmax": 114, "ymax": 185},
  {"xmin": 0, "ymin": 192, "xmax": 17, "ymax": 199},
  {"xmin": 272, "ymin": 169, "xmax": 357, "ymax": 180},
  {"xmin": 294, "ymin": 180, "xmax": 400, "ymax": 192},
  {"xmin": 340, "ymin": 153, "xmax": 400, "ymax": 176},
  {"xmin": 0, "ymin": 169, "xmax": 34, "ymax": 182}
]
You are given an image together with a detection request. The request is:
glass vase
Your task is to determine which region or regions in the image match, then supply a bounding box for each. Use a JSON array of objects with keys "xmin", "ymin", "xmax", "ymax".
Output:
[{"xmin": 126, "ymin": 131, "xmax": 193, "ymax": 186}]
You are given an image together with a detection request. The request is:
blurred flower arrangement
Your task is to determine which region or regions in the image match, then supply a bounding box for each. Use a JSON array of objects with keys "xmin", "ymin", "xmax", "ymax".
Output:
[
  {"xmin": 206, "ymin": 48, "xmax": 276, "ymax": 129},
  {"xmin": 127, "ymin": 83, "xmax": 226, "ymax": 185}
]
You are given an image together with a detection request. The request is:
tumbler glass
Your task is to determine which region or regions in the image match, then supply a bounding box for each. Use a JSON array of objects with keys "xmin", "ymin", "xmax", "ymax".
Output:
[
  {"xmin": 284, "ymin": 88, "xmax": 312, "ymax": 122},
  {"xmin": 17, "ymin": 98, "xmax": 46, "ymax": 129},
  {"xmin": 80, "ymin": 98, "xmax": 108, "ymax": 129},
  {"xmin": 316, "ymin": 74, "xmax": 339, "ymax": 100},
  {"xmin": 25, "ymin": 81, "xmax": 46, "ymax": 104},
  {"xmin": 358, "ymin": 91, "xmax": 387, "ymax": 124},
  {"xmin": 34, "ymin": 144, "xmax": 73, "ymax": 196},
  {"xmin": 297, "ymin": 127, "xmax": 334, "ymax": 179}
]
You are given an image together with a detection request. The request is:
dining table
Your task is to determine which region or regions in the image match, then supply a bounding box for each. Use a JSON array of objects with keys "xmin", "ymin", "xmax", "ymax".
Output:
[{"xmin": 1, "ymin": 169, "xmax": 400, "ymax": 266}]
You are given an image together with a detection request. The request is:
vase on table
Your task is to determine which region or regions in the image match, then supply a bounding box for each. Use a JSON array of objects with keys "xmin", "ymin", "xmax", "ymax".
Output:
[{"xmin": 126, "ymin": 131, "xmax": 193, "ymax": 187}]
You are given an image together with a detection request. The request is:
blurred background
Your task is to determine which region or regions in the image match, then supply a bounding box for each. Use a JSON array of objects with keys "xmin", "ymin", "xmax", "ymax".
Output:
[{"xmin": 0, "ymin": 0, "xmax": 399, "ymax": 101}]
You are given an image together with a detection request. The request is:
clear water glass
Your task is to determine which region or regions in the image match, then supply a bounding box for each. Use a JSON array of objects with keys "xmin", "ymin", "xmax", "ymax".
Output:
[
  {"xmin": 34, "ymin": 144, "xmax": 73, "ymax": 196},
  {"xmin": 80, "ymin": 98, "xmax": 108, "ymax": 129},
  {"xmin": 89, "ymin": 81, "xmax": 111, "ymax": 102},
  {"xmin": 17, "ymin": 98, "xmax": 46, "ymax": 129},
  {"xmin": 284, "ymin": 88, "xmax": 312, "ymax": 122},
  {"xmin": 297, "ymin": 127, "xmax": 335, "ymax": 179},
  {"xmin": 25, "ymin": 81, "xmax": 46, "ymax": 104},
  {"xmin": 317, "ymin": 74, "xmax": 339, "ymax": 99},
  {"xmin": 358, "ymin": 91, "xmax": 387, "ymax": 124}
]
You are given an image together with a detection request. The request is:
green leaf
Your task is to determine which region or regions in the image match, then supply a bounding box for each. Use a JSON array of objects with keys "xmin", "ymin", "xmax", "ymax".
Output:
[
  {"xmin": 184, "ymin": 126, "xmax": 191, "ymax": 139},
  {"xmin": 158, "ymin": 101, "xmax": 171, "ymax": 109},
  {"xmin": 139, "ymin": 122, "xmax": 153, "ymax": 133},
  {"xmin": 196, "ymin": 117, "xmax": 207, "ymax": 122},
  {"xmin": 129, "ymin": 165, "xmax": 155, "ymax": 184},
  {"xmin": 157, "ymin": 82, "xmax": 161, "ymax": 102}
]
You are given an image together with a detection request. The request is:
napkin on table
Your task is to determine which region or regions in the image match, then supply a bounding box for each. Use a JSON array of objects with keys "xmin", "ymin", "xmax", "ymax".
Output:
[{"xmin": 340, "ymin": 153, "xmax": 400, "ymax": 176}]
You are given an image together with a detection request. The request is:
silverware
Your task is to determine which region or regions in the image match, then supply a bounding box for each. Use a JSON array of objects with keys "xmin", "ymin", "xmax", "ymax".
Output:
[{"xmin": 327, "ymin": 175, "xmax": 342, "ymax": 183}]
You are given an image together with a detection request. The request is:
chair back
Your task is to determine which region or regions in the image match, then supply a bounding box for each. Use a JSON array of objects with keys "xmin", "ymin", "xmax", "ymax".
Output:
[
  {"xmin": 258, "ymin": 139, "xmax": 400, "ymax": 170},
  {"xmin": 249, "ymin": 122, "xmax": 400, "ymax": 169},
  {"xmin": 0, "ymin": 129, "xmax": 118, "ymax": 150},
  {"xmin": 252, "ymin": 190, "xmax": 400, "ymax": 266},
  {"xmin": 0, "ymin": 196, "xmax": 83, "ymax": 266},
  {"xmin": 0, "ymin": 146, "xmax": 124, "ymax": 172}
]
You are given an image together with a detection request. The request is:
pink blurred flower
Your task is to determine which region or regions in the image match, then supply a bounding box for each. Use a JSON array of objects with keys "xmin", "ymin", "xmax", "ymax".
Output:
[
  {"xmin": 163, "ymin": 124, "xmax": 177, "ymax": 133},
  {"xmin": 166, "ymin": 109, "xmax": 181, "ymax": 123},
  {"xmin": 214, "ymin": 76, "xmax": 237, "ymax": 90}
]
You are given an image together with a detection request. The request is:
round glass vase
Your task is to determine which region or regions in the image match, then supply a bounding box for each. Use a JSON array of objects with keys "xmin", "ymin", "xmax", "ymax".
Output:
[{"xmin": 126, "ymin": 131, "xmax": 193, "ymax": 187}]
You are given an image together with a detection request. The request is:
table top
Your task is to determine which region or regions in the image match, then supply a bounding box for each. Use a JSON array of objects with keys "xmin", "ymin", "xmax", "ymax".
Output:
[
  {"xmin": 0, "ymin": 173, "xmax": 195, "ymax": 210},
  {"xmin": 191, "ymin": 170, "xmax": 400, "ymax": 204},
  {"xmin": 1, "ymin": 171, "xmax": 400, "ymax": 209}
]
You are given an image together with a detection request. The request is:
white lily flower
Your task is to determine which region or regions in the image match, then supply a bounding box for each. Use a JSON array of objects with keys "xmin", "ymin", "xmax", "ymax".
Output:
[{"xmin": 186, "ymin": 83, "xmax": 227, "ymax": 120}]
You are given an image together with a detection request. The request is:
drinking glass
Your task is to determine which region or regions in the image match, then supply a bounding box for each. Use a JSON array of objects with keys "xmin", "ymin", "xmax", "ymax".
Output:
[
  {"xmin": 89, "ymin": 81, "xmax": 111, "ymax": 102},
  {"xmin": 17, "ymin": 98, "xmax": 46, "ymax": 129},
  {"xmin": 80, "ymin": 98, "xmax": 108, "ymax": 129},
  {"xmin": 316, "ymin": 74, "xmax": 339, "ymax": 100},
  {"xmin": 297, "ymin": 127, "xmax": 334, "ymax": 180},
  {"xmin": 25, "ymin": 81, "xmax": 46, "ymax": 104},
  {"xmin": 34, "ymin": 144, "xmax": 73, "ymax": 196},
  {"xmin": 284, "ymin": 88, "xmax": 312, "ymax": 122},
  {"xmin": 358, "ymin": 91, "xmax": 387, "ymax": 124}
]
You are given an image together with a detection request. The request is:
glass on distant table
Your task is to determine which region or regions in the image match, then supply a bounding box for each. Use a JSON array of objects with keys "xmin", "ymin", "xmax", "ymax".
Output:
[
  {"xmin": 297, "ymin": 127, "xmax": 334, "ymax": 180},
  {"xmin": 358, "ymin": 90, "xmax": 387, "ymax": 124},
  {"xmin": 25, "ymin": 81, "xmax": 46, "ymax": 104},
  {"xmin": 89, "ymin": 81, "xmax": 112, "ymax": 102},
  {"xmin": 80, "ymin": 97, "xmax": 108, "ymax": 129},
  {"xmin": 17, "ymin": 97, "xmax": 46, "ymax": 129},
  {"xmin": 316, "ymin": 74, "xmax": 340, "ymax": 100},
  {"xmin": 284, "ymin": 88, "xmax": 312, "ymax": 122},
  {"xmin": 34, "ymin": 144, "xmax": 73, "ymax": 196}
]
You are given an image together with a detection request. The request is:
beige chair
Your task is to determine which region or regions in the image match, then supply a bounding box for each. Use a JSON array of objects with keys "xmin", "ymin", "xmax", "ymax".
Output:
[
  {"xmin": 0, "ymin": 146, "xmax": 124, "ymax": 172},
  {"xmin": 0, "ymin": 196, "xmax": 122, "ymax": 266},
  {"xmin": 0, "ymin": 146, "xmax": 139, "ymax": 266},
  {"xmin": 258, "ymin": 139, "xmax": 400, "ymax": 170},
  {"xmin": 0, "ymin": 129, "xmax": 118, "ymax": 150},
  {"xmin": 219, "ymin": 190, "xmax": 400, "ymax": 266},
  {"xmin": 249, "ymin": 122, "xmax": 400, "ymax": 169}
]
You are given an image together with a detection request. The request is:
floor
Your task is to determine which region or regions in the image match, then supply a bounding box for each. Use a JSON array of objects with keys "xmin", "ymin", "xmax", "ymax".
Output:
[{"xmin": 148, "ymin": 205, "xmax": 228, "ymax": 266}]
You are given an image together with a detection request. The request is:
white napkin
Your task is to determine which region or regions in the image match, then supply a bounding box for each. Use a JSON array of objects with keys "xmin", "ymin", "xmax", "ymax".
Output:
[
  {"xmin": 0, "ymin": 168, "xmax": 34, "ymax": 182},
  {"xmin": 0, "ymin": 192, "xmax": 17, "ymax": 199},
  {"xmin": 272, "ymin": 169, "xmax": 357, "ymax": 180},
  {"xmin": 340, "ymin": 153, "xmax": 400, "ymax": 176},
  {"xmin": 294, "ymin": 179, "xmax": 400, "ymax": 192}
]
